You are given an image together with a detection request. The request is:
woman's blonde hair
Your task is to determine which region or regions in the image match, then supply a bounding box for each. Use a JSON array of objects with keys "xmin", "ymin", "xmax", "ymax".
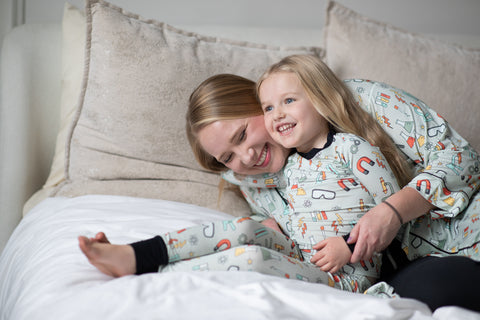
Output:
[
  {"xmin": 186, "ymin": 74, "xmax": 263, "ymax": 172},
  {"xmin": 256, "ymin": 54, "xmax": 412, "ymax": 187}
]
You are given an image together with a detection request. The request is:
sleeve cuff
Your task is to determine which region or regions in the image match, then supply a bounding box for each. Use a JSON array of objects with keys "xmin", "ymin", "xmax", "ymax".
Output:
[{"xmin": 342, "ymin": 234, "xmax": 356, "ymax": 253}]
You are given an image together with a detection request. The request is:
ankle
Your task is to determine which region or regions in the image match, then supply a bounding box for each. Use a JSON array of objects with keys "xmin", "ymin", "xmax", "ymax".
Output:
[{"xmin": 130, "ymin": 236, "xmax": 168, "ymax": 274}]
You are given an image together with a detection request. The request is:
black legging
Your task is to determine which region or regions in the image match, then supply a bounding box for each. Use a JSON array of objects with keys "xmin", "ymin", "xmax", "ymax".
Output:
[{"xmin": 381, "ymin": 241, "xmax": 480, "ymax": 312}]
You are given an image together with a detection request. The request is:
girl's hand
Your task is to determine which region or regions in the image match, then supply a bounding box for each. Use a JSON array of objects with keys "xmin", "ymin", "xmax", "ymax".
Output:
[
  {"xmin": 310, "ymin": 237, "xmax": 351, "ymax": 274},
  {"xmin": 261, "ymin": 218, "xmax": 284, "ymax": 234}
]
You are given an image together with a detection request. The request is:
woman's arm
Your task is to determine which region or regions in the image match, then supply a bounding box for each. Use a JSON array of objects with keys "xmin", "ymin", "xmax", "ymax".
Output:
[
  {"xmin": 345, "ymin": 79, "xmax": 480, "ymax": 216},
  {"xmin": 348, "ymin": 187, "xmax": 435, "ymax": 263},
  {"xmin": 333, "ymin": 132, "xmax": 405, "ymax": 263},
  {"xmin": 344, "ymin": 79, "xmax": 479, "ymax": 261}
]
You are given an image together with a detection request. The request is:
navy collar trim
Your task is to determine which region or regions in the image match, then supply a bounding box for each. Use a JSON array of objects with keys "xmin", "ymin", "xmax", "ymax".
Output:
[{"xmin": 295, "ymin": 131, "xmax": 335, "ymax": 160}]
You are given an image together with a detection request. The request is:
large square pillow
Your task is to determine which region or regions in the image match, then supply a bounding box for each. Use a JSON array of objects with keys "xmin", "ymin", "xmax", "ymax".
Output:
[
  {"xmin": 324, "ymin": 1, "xmax": 480, "ymax": 151},
  {"xmin": 50, "ymin": 0, "xmax": 323, "ymax": 216}
]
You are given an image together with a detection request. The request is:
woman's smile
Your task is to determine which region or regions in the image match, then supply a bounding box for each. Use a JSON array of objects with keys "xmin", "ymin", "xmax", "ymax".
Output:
[
  {"xmin": 255, "ymin": 145, "xmax": 269, "ymax": 167},
  {"xmin": 197, "ymin": 115, "xmax": 289, "ymax": 175}
]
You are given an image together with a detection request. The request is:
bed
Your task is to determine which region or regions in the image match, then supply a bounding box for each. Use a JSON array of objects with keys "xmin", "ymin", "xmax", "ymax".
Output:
[{"xmin": 1, "ymin": 1, "xmax": 480, "ymax": 319}]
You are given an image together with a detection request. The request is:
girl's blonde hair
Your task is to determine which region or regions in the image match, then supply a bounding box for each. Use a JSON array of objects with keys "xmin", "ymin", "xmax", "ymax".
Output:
[
  {"xmin": 256, "ymin": 54, "xmax": 412, "ymax": 187},
  {"xmin": 186, "ymin": 74, "xmax": 263, "ymax": 172}
]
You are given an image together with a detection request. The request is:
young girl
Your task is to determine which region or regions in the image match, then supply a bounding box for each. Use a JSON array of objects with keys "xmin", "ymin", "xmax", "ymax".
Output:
[{"xmin": 251, "ymin": 54, "xmax": 411, "ymax": 290}]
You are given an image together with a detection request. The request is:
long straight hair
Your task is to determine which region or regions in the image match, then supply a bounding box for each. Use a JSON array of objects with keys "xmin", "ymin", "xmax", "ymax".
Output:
[
  {"xmin": 186, "ymin": 74, "xmax": 263, "ymax": 172},
  {"xmin": 257, "ymin": 55, "xmax": 412, "ymax": 187}
]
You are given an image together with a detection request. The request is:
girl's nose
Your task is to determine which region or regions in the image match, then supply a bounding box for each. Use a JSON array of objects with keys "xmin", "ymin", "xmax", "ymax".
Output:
[{"xmin": 273, "ymin": 106, "xmax": 285, "ymax": 121}]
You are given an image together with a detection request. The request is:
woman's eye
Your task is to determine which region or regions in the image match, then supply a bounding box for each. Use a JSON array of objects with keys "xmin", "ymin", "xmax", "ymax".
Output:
[
  {"xmin": 223, "ymin": 154, "xmax": 232, "ymax": 164},
  {"xmin": 285, "ymin": 98, "xmax": 294, "ymax": 104},
  {"xmin": 239, "ymin": 128, "xmax": 246, "ymax": 141}
]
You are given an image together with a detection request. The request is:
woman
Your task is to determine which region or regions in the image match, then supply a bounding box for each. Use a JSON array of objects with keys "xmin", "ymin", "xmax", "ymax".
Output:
[{"xmin": 187, "ymin": 73, "xmax": 480, "ymax": 311}]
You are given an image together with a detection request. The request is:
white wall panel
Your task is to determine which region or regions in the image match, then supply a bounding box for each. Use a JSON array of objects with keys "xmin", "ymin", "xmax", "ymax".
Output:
[{"xmin": 20, "ymin": 0, "xmax": 480, "ymax": 36}]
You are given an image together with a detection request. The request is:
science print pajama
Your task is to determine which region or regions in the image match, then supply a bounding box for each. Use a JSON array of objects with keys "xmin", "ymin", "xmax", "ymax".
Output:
[
  {"xmin": 224, "ymin": 131, "xmax": 400, "ymax": 293},
  {"xmin": 157, "ymin": 217, "xmax": 334, "ymax": 287},
  {"xmin": 226, "ymin": 79, "xmax": 480, "ymax": 270},
  {"xmin": 344, "ymin": 79, "xmax": 480, "ymax": 261}
]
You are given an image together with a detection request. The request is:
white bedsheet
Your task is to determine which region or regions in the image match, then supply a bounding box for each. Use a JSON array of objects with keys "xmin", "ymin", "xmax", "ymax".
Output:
[{"xmin": 0, "ymin": 195, "xmax": 479, "ymax": 320}]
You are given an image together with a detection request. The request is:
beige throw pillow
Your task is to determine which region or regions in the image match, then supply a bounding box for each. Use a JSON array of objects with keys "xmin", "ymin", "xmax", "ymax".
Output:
[
  {"xmin": 324, "ymin": 1, "xmax": 480, "ymax": 151},
  {"xmin": 51, "ymin": 0, "xmax": 323, "ymax": 216}
]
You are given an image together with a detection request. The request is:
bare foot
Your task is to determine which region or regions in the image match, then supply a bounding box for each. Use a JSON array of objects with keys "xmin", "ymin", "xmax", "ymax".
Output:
[
  {"xmin": 78, "ymin": 233, "xmax": 136, "ymax": 277},
  {"xmin": 92, "ymin": 231, "xmax": 110, "ymax": 243}
]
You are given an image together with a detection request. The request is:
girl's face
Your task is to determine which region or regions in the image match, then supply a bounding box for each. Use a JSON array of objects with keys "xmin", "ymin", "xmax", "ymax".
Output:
[
  {"xmin": 198, "ymin": 115, "xmax": 290, "ymax": 175},
  {"xmin": 259, "ymin": 72, "xmax": 330, "ymax": 153}
]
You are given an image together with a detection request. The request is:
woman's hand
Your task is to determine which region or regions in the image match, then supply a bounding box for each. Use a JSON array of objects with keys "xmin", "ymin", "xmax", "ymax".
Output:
[
  {"xmin": 347, "ymin": 204, "xmax": 401, "ymax": 264},
  {"xmin": 348, "ymin": 187, "xmax": 436, "ymax": 263},
  {"xmin": 310, "ymin": 237, "xmax": 351, "ymax": 274}
]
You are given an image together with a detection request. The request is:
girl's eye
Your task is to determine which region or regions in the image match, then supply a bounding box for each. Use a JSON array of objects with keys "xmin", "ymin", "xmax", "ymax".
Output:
[
  {"xmin": 263, "ymin": 105, "xmax": 273, "ymax": 113},
  {"xmin": 285, "ymin": 98, "xmax": 294, "ymax": 104}
]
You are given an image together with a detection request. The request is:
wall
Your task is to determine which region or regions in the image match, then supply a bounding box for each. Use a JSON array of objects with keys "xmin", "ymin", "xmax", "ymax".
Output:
[
  {"xmin": 0, "ymin": 0, "xmax": 21, "ymax": 42},
  {"xmin": 1, "ymin": 0, "xmax": 480, "ymax": 72},
  {"xmin": 1, "ymin": 0, "xmax": 480, "ymax": 39}
]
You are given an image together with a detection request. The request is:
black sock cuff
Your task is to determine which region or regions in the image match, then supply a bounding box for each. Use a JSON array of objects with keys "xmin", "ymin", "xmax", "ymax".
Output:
[{"xmin": 130, "ymin": 236, "xmax": 168, "ymax": 275}]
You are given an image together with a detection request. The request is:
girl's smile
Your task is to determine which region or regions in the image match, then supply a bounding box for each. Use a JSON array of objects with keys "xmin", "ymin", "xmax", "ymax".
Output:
[{"xmin": 276, "ymin": 123, "xmax": 296, "ymax": 136}]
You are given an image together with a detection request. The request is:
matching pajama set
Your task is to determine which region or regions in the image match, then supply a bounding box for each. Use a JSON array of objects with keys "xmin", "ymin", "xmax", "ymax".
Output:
[
  {"xmin": 223, "ymin": 130, "xmax": 400, "ymax": 293},
  {"xmin": 154, "ymin": 130, "xmax": 399, "ymax": 294},
  {"xmin": 230, "ymin": 79, "xmax": 480, "ymax": 262},
  {"xmin": 135, "ymin": 79, "xmax": 479, "ymax": 298}
]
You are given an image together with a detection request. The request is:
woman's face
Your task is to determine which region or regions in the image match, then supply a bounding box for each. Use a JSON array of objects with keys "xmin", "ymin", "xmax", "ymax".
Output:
[{"xmin": 198, "ymin": 115, "xmax": 290, "ymax": 175}]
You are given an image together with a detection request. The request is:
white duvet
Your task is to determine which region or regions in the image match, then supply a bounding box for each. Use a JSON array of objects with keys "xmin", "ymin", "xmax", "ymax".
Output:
[{"xmin": 0, "ymin": 195, "xmax": 479, "ymax": 320}]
